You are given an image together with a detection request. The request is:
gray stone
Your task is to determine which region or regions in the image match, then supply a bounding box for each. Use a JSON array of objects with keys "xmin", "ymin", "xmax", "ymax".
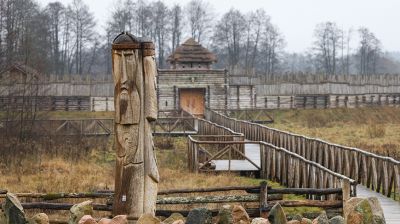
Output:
[
  {"xmin": 186, "ymin": 208, "xmax": 212, "ymax": 224},
  {"xmin": 217, "ymin": 205, "xmax": 233, "ymax": 224},
  {"xmin": 311, "ymin": 211, "xmax": 328, "ymax": 224},
  {"xmin": 68, "ymin": 200, "xmax": 93, "ymax": 224},
  {"xmin": 268, "ymin": 203, "xmax": 287, "ymax": 224},
  {"xmin": 329, "ymin": 216, "xmax": 344, "ymax": 224},
  {"xmin": 3, "ymin": 193, "xmax": 27, "ymax": 224},
  {"xmin": 291, "ymin": 214, "xmax": 302, "ymax": 222},
  {"xmin": 367, "ymin": 197, "xmax": 386, "ymax": 224}
]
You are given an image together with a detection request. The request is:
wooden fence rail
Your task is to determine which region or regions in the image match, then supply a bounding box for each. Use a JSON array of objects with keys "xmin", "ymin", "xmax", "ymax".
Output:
[
  {"xmin": 206, "ymin": 109, "xmax": 400, "ymax": 200},
  {"xmin": 0, "ymin": 182, "xmax": 345, "ymax": 218}
]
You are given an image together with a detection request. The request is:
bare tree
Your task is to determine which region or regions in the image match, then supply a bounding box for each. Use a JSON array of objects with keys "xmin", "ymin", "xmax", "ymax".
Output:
[
  {"xmin": 151, "ymin": 1, "xmax": 170, "ymax": 68},
  {"xmin": 185, "ymin": 0, "xmax": 213, "ymax": 43},
  {"xmin": 357, "ymin": 27, "xmax": 381, "ymax": 76},
  {"xmin": 69, "ymin": 0, "xmax": 96, "ymax": 75},
  {"xmin": 170, "ymin": 4, "xmax": 183, "ymax": 52},
  {"xmin": 313, "ymin": 22, "xmax": 342, "ymax": 75},
  {"xmin": 45, "ymin": 2, "xmax": 64, "ymax": 75},
  {"xmin": 213, "ymin": 9, "xmax": 246, "ymax": 73}
]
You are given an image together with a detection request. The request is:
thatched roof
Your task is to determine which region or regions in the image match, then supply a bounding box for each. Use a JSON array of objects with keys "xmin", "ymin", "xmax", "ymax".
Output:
[{"xmin": 167, "ymin": 38, "xmax": 217, "ymax": 64}]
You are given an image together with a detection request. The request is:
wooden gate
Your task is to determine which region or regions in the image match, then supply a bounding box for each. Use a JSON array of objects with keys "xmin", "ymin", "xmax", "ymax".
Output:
[{"xmin": 179, "ymin": 88, "xmax": 205, "ymax": 117}]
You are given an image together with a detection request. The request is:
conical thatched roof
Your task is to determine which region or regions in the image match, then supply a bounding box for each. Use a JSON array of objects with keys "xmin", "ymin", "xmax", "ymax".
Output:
[{"xmin": 167, "ymin": 38, "xmax": 217, "ymax": 64}]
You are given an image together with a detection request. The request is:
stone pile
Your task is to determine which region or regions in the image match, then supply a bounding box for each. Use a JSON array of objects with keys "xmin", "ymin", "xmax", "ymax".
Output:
[{"xmin": 0, "ymin": 193, "xmax": 386, "ymax": 224}]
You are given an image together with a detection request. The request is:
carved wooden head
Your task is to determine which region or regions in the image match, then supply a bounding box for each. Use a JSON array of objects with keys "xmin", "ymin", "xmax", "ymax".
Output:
[{"xmin": 112, "ymin": 33, "xmax": 141, "ymax": 124}]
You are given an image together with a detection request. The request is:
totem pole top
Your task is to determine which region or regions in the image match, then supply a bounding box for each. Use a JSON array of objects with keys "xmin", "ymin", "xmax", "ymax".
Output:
[{"xmin": 112, "ymin": 32, "xmax": 155, "ymax": 56}]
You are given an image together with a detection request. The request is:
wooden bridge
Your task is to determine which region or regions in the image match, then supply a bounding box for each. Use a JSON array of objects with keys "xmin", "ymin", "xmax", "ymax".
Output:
[{"xmin": 187, "ymin": 108, "xmax": 400, "ymax": 222}]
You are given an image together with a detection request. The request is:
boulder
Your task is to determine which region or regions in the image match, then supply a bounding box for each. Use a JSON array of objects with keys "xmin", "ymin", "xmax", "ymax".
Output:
[
  {"xmin": 345, "ymin": 197, "xmax": 386, "ymax": 224},
  {"xmin": 287, "ymin": 221, "xmax": 300, "ymax": 224},
  {"xmin": 367, "ymin": 197, "xmax": 385, "ymax": 224},
  {"xmin": 30, "ymin": 213, "xmax": 49, "ymax": 224},
  {"xmin": 186, "ymin": 208, "xmax": 212, "ymax": 224},
  {"xmin": 171, "ymin": 221, "xmax": 185, "ymax": 224},
  {"xmin": 98, "ymin": 215, "xmax": 127, "ymax": 224},
  {"xmin": 112, "ymin": 215, "xmax": 128, "ymax": 224},
  {"xmin": 217, "ymin": 205, "xmax": 233, "ymax": 224},
  {"xmin": 137, "ymin": 214, "xmax": 161, "ymax": 224},
  {"xmin": 98, "ymin": 219, "xmax": 112, "ymax": 224},
  {"xmin": 291, "ymin": 214, "xmax": 302, "ymax": 222},
  {"xmin": 232, "ymin": 205, "xmax": 250, "ymax": 224},
  {"xmin": 3, "ymin": 193, "xmax": 27, "ymax": 224},
  {"xmin": 78, "ymin": 215, "xmax": 97, "ymax": 224},
  {"xmin": 311, "ymin": 212, "xmax": 328, "ymax": 224},
  {"xmin": 343, "ymin": 198, "xmax": 363, "ymax": 220},
  {"xmin": 300, "ymin": 218, "xmax": 312, "ymax": 224},
  {"xmin": 268, "ymin": 203, "xmax": 287, "ymax": 224},
  {"xmin": 69, "ymin": 200, "xmax": 93, "ymax": 224},
  {"xmin": 251, "ymin": 218, "xmax": 270, "ymax": 224},
  {"xmin": 163, "ymin": 213, "xmax": 185, "ymax": 224},
  {"xmin": 328, "ymin": 216, "xmax": 344, "ymax": 224}
]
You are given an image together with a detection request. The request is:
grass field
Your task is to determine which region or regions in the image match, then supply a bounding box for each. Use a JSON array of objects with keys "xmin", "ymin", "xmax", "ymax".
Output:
[{"xmin": 267, "ymin": 107, "xmax": 400, "ymax": 160}]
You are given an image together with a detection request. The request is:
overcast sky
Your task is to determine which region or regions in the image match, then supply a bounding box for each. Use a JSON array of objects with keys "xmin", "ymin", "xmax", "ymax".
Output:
[{"xmin": 37, "ymin": 0, "xmax": 400, "ymax": 53}]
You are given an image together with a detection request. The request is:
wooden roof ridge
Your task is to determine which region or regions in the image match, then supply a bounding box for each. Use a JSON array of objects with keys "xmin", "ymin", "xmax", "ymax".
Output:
[
  {"xmin": 0, "ymin": 62, "xmax": 40, "ymax": 77},
  {"xmin": 167, "ymin": 38, "xmax": 217, "ymax": 63}
]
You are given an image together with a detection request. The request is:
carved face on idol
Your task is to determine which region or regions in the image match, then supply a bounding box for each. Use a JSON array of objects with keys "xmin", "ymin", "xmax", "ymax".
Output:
[
  {"xmin": 118, "ymin": 52, "xmax": 134, "ymax": 115},
  {"xmin": 114, "ymin": 50, "xmax": 139, "ymax": 124}
]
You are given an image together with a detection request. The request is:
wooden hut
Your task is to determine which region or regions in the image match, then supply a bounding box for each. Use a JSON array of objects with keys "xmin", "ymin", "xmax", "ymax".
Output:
[{"xmin": 158, "ymin": 38, "xmax": 227, "ymax": 116}]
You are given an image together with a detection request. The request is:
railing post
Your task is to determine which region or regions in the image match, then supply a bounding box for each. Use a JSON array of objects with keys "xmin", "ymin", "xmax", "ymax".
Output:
[
  {"xmin": 342, "ymin": 179, "xmax": 351, "ymax": 202},
  {"xmin": 259, "ymin": 181, "xmax": 268, "ymax": 218}
]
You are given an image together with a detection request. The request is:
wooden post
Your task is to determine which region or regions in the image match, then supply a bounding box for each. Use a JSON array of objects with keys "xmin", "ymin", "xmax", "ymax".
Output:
[
  {"xmin": 341, "ymin": 179, "xmax": 351, "ymax": 203},
  {"xmin": 259, "ymin": 181, "xmax": 268, "ymax": 218},
  {"xmin": 111, "ymin": 32, "xmax": 159, "ymax": 222},
  {"xmin": 173, "ymin": 86, "xmax": 177, "ymax": 110}
]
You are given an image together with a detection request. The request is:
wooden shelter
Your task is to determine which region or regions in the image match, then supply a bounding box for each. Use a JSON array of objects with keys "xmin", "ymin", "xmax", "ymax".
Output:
[{"xmin": 158, "ymin": 38, "xmax": 227, "ymax": 117}]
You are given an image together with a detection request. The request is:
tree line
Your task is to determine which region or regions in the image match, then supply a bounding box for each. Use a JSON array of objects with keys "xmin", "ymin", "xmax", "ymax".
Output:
[{"xmin": 0, "ymin": 0, "xmax": 399, "ymax": 77}]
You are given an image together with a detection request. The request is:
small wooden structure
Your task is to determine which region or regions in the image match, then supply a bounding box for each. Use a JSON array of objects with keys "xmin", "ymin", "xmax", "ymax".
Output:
[{"xmin": 158, "ymin": 38, "xmax": 227, "ymax": 117}]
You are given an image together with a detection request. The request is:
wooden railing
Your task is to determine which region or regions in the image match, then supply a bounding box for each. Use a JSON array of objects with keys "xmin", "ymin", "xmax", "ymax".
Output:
[
  {"xmin": 216, "ymin": 109, "xmax": 274, "ymax": 124},
  {"xmin": 187, "ymin": 136, "xmax": 356, "ymax": 198},
  {"xmin": 188, "ymin": 137, "xmax": 251, "ymax": 173},
  {"xmin": 206, "ymin": 109, "xmax": 400, "ymax": 200},
  {"xmin": 0, "ymin": 118, "xmax": 113, "ymax": 136}
]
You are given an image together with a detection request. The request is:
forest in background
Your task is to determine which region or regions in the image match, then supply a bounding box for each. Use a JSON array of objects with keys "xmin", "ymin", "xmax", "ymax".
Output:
[{"xmin": 1, "ymin": 0, "xmax": 400, "ymax": 77}]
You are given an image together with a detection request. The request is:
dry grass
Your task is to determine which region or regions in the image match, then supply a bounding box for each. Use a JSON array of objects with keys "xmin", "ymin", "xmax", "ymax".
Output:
[
  {"xmin": 269, "ymin": 106, "xmax": 400, "ymax": 159},
  {"xmin": 0, "ymin": 135, "xmax": 320, "ymax": 219}
]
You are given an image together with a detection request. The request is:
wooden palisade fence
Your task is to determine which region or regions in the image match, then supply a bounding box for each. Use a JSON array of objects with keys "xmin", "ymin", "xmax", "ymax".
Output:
[{"xmin": 205, "ymin": 109, "xmax": 400, "ymax": 200}]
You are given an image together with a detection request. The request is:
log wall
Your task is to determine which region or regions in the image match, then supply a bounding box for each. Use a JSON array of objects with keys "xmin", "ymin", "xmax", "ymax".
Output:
[{"xmin": 157, "ymin": 69, "xmax": 228, "ymax": 111}]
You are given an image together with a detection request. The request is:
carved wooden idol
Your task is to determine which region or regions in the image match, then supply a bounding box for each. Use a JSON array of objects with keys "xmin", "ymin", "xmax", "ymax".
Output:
[{"xmin": 111, "ymin": 32, "xmax": 158, "ymax": 222}]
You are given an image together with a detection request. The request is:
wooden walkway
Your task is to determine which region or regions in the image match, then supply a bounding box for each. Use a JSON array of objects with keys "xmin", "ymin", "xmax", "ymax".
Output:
[
  {"xmin": 212, "ymin": 142, "xmax": 260, "ymax": 171},
  {"xmin": 357, "ymin": 185, "xmax": 400, "ymax": 224}
]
